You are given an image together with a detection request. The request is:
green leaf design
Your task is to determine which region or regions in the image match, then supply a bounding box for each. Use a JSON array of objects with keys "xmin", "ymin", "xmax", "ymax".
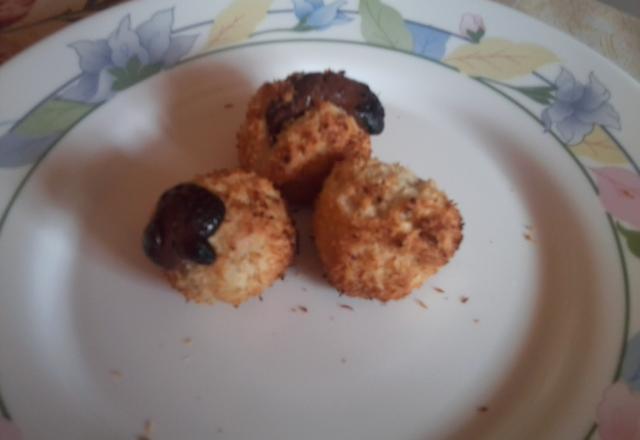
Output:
[
  {"xmin": 110, "ymin": 57, "xmax": 162, "ymax": 91},
  {"xmin": 293, "ymin": 21, "xmax": 314, "ymax": 32},
  {"xmin": 513, "ymin": 85, "xmax": 556, "ymax": 105},
  {"xmin": 467, "ymin": 29, "xmax": 485, "ymax": 43},
  {"xmin": 618, "ymin": 223, "xmax": 640, "ymax": 259},
  {"xmin": 14, "ymin": 99, "xmax": 93, "ymax": 137},
  {"xmin": 445, "ymin": 39, "xmax": 558, "ymax": 81},
  {"xmin": 359, "ymin": 0, "xmax": 412, "ymax": 51},
  {"xmin": 206, "ymin": 0, "xmax": 273, "ymax": 49}
]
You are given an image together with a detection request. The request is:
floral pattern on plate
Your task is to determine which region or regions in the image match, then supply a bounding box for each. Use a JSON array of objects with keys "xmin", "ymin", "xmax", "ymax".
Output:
[
  {"xmin": 541, "ymin": 69, "xmax": 620, "ymax": 145},
  {"xmin": 63, "ymin": 9, "xmax": 197, "ymax": 103},
  {"xmin": 292, "ymin": 0, "xmax": 352, "ymax": 31},
  {"xmin": 0, "ymin": 8, "xmax": 196, "ymax": 167},
  {"xmin": 598, "ymin": 331, "xmax": 640, "ymax": 440}
]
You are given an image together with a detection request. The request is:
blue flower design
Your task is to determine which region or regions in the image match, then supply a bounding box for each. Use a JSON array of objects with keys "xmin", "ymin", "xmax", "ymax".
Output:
[
  {"xmin": 61, "ymin": 8, "xmax": 197, "ymax": 103},
  {"xmin": 292, "ymin": 0, "xmax": 352, "ymax": 31},
  {"xmin": 404, "ymin": 21, "xmax": 450, "ymax": 61},
  {"xmin": 0, "ymin": 8, "xmax": 196, "ymax": 168},
  {"xmin": 542, "ymin": 68, "xmax": 621, "ymax": 145}
]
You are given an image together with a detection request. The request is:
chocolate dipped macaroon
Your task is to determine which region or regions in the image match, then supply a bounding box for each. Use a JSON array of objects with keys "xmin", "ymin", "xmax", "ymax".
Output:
[
  {"xmin": 237, "ymin": 70, "xmax": 385, "ymax": 204},
  {"xmin": 143, "ymin": 169, "xmax": 295, "ymax": 306}
]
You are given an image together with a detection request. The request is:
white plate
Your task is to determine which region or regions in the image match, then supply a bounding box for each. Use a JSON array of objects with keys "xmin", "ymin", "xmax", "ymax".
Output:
[{"xmin": 0, "ymin": 1, "xmax": 639, "ymax": 439}]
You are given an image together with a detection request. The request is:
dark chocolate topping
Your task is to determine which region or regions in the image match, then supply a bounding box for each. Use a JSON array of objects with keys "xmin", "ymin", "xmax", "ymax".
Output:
[
  {"xmin": 143, "ymin": 183, "xmax": 225, "ymax": 270},
  {"xmin": 266, "ymin": 71, "xmax": 385, "ymax": 141}
]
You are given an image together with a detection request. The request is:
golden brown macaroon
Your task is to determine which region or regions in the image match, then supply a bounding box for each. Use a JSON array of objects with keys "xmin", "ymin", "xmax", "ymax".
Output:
[
  {"xmin": 237, "ymin": 71, "xmax": 384, "ymax": 204},
  {"xmin": 313, "ymin": 157, "xmax": 463, "ymax": 301},
  {"xmin": 143, "ymin": 169, "xmax": 295, "ymax": 306}
]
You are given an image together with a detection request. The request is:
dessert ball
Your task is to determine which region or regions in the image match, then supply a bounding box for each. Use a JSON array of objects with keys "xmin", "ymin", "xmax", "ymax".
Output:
[
  {"xmin": 237, "ymin": 70, "xmax": 384, "ymax": 204},
  {"xmin": 313, "ymin": 157, "xmax": 463, "ymax": 301},
  {"xmin": 143, "ymin": 169, "xmax": 295, "ymax": 306}
]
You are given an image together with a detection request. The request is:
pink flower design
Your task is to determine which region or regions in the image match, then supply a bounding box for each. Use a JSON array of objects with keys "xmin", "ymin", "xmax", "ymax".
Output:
[
  {"xmin": 597, "ymin": 383, "xmax": 640, "ymax": 440},
  {"xmin": 0, "ymin": 418, "xmax": 22, "ymax": 440},
  {"xmin": 593, "ymin": 167, "xmax": 640, "ymax": 228},
  {"xmin": 459, "ymin": 13, "xmax": 485, "ymax": 41}
]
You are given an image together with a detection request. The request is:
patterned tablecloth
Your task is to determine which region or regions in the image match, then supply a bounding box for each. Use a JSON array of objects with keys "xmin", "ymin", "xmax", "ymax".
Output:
[{"xmin": 0, "ymin": 0, "xmax": 639, "ymax": 76}]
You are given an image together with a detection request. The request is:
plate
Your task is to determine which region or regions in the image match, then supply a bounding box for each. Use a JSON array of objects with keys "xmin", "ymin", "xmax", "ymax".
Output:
[{"xmin": 0, "ymin": 1, "xmax": 639, "ymax": 439}]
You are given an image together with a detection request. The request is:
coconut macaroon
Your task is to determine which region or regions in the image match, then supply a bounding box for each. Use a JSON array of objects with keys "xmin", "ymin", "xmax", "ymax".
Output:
[
  {"xmin": 143, "ymin": 169, "xmax": 295, "ymax": 306},
  {"xmin": 237, "ymin": 70, "xmax": 385, "ymax": 204},
  {"xmin": 313, "ymin": 157, "xmax": 463, "ymax": 301}
]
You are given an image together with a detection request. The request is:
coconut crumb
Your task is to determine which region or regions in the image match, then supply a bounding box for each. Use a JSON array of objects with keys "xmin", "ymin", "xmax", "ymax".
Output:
[
  {"xmin": 144, "ymin": 420, "xmax": 154, "ymax": 435},
  {"xmin": 109, "ymin": 369, "xmax": 123, "ymax": 383},
  {"xmin": 137, "ymin": 419, "xmax": 154, "ymax": 440},
  {"xmin": 523, "ymin": 225, "xmax": 536, "ymax": 242}
]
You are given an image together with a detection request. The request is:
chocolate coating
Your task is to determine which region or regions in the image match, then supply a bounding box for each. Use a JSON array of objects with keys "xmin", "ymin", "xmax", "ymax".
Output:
[
  {"xmin": 143, "ymin": 183, "xmax": 225, "ymax": 269},
  {"xmin": 266, "ymin": 71, "xmax": 385, "ymax": 141}
]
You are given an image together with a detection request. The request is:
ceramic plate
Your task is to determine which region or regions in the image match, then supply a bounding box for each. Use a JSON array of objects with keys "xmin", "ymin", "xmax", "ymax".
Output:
[{"xmin": 0, "ymin": 1, "xmax": 639, "ymax": 439}]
